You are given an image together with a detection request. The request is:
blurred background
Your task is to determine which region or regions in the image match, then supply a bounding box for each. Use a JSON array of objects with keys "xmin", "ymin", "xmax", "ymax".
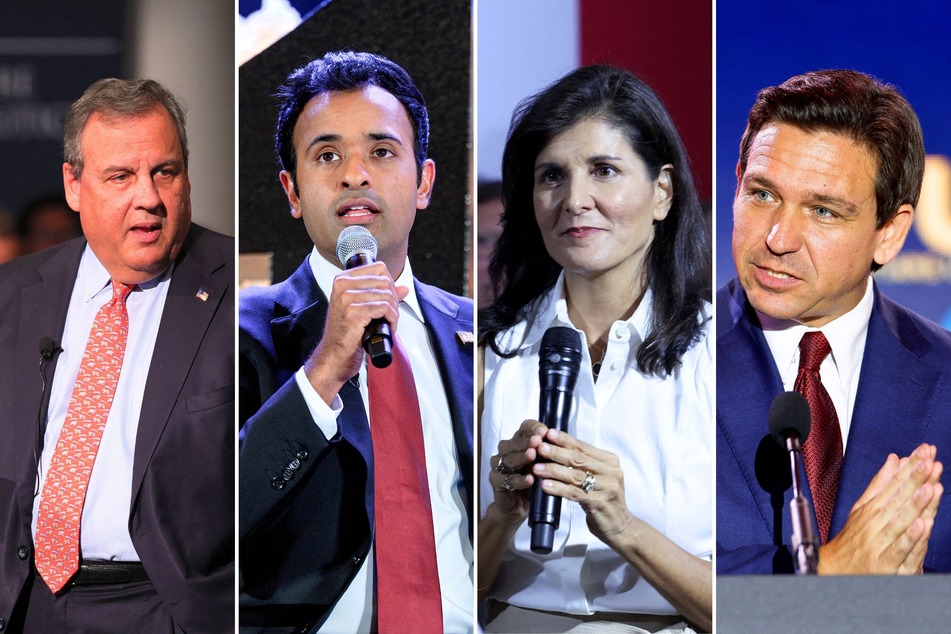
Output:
[
  {"xmin": 476, "ymin": 0, "xmax": 712, "ymax": 308},
  {"xmin": 0, "ymin": 0, "xmax": 235, "ymax": 266},
  {"xmin": 716, "ymin": 0, "xmax": 951, "ymax": 328},
  {"xmin": 237, "ymin": 0, "xmax": 472, "ymax": 296}
]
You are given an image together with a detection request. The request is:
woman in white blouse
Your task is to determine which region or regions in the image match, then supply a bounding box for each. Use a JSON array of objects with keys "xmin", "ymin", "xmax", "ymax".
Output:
[{"xmin": 478, "ymin": 66, "xmax": 713, "ymax": 632}]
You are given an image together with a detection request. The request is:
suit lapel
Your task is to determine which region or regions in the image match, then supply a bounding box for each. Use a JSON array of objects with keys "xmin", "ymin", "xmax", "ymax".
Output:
[
  {"xmin": 132, "ymin": 228, "xmax": 229, "ymax": 499},
  {"xmin": 717, "ymin": 281, "xmax": 788, "ymax": 539},
  {"xmin": 14, "ymin": 240, "xmax": 84, "ymax": 514},
  {"xmin": 269, "ymin": 262, "xmax": 330, "ymax": 380},
  {"xmin": 832, "ymin": 287, "xmax": 940, "ymax": 535},
  {"xmin": 415, "ymin": 281, "xmax": 474, "ymax": 526}
]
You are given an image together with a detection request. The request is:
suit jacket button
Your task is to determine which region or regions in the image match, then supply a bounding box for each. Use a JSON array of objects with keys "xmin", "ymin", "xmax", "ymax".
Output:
[
  {"xmin": 281, "ymin": 468, "xmax": 295, "ymax": 481},
  {"xmin": 0, "ymin": 616, "xmax": 6, "ymax": 630},
  {"xmin": 270, "ymin": 476, "xmax": 286, "ymax": 490},
  {"xmin": 17, "ymin": 546, "xmax": 29, "ymax": 560},
  {"xmin": 351, "ymin": 555, "xmax": 362, "ymax": 567},
  {"xmin": 295, "ymin": 448, "xmax": 309, "ymax": 461},
  {"xmin": 287, "ymin": 458, "xmax": 301, "ymax": 471}
]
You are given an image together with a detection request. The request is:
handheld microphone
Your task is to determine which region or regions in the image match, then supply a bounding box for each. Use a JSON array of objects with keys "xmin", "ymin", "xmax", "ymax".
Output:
[
  {"xmin": 335, "ymin": 226, "xmax": 393, "ymax": 369},
  {"xmin": 768, "ymin": 391, "xmax": 819, "ymax": 574},
  {"xmin": 529, "ymin": 327, "xmax": 583, "ymax": 554}
]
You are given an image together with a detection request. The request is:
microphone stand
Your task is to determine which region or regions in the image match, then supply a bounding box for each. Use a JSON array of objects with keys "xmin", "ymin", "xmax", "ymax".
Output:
[{"xmin": 786, "ymin": 432, "xmax": 819, "ymax": 574}]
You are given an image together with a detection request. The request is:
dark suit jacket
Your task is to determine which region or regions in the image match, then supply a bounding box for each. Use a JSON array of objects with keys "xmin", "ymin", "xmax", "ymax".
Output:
[
  {"xmin": 717, "ymin": 278, "xmax": 951, "ymax": 574},
  {"xmin": 0, "ymin": 224, "xmax": 235, "ymax": 632},
  {"xmin": 238, "ymin": 258, "xmax": 474, "ymax": 633}
]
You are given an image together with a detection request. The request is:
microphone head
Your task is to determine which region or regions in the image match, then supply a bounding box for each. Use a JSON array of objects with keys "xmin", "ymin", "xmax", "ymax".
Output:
[
  {"xmin": 539, "ymin": 326, "xmax": 583, "ymax": 392},
  {"xmin": 39, "ymin": 337, "xmax": 55, "ymax": 359},
  {"xmin": 768, "ymin": 391, "xmax": 811, "ymax": 446},
  {"xmin": 336, "ymin": 226, "xmax": 378, "ymax": 267}
]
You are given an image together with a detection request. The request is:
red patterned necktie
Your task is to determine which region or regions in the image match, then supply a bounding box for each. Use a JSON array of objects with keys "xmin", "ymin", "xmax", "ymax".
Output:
[
  {"xmin": 795, "ymin": 331, "xmax": 843, "ymax": 544},
  {"xmin": 34, "ymin": 279, "xmax": 134, "ymax": 593},
  {"xmin": 367, "ymin": 334, "xmax": 443, "ymax": 632}
]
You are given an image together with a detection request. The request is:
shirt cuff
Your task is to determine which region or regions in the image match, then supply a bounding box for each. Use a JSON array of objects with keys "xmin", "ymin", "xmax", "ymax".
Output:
[{"xmin": 293, "ymin": 367, "xmax": 343, "ymax": 439}]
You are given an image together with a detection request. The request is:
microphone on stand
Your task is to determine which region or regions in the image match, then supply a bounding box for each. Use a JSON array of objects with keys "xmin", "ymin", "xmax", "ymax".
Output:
[
  {"xmin": 335, "ymin": 226, "xmax": 393, "ymax": 369},
  {"xmin": 529, "ymin": 326, "xmax": 583, "ymax": 554},
  {"xmin": 769, "ymin": 391, "xmax": 819, "ymax": 574}
]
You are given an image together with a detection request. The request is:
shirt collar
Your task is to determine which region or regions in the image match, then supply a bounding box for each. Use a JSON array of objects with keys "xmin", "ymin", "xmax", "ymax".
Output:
[
  {"xmin": 307, "ymin": 247, "xmax": 424, "ymax": 324},
  {"xmin": 77, "ymin": 244, "xmax": 169, "ymax": 302},
  {"xmin": 758, "ymin": 275, "xmax": 874, "ymax": 386},
  {"xmin": 495, "ymin": 269, "xmax": 653, "ymax": 351}
]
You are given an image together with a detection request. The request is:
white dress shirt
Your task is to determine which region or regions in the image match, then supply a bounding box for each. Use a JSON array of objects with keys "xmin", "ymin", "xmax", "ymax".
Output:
[
  {"xmin": 32, "ymin": 245, "xmax": 171, "ymax": 561},
  {"xmin": 292, "ymin": 248, "xmax": 473, "ymax": 633},
  {"xmin": 758, "ymin": 276, "xmax": 875, "ymax": 451},
  {"xmin": 480, "ymin": 272, "xmax": 713, "ymax": 615}
]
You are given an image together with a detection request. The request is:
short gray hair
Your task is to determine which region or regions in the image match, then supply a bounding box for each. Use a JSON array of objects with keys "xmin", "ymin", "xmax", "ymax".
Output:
[{"xmin": 63, "ymin": 78, "xmax": 188, "ymax": 178}]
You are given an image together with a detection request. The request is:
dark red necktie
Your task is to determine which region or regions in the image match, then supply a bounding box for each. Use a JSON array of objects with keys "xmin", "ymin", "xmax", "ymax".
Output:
[
  {"xmin": 795, "ymin": 331, "xmax": 843, "ymax": 544},
  {"xmin": 367, "ymin": 334, "xmax": 442, "ymax": 632}
]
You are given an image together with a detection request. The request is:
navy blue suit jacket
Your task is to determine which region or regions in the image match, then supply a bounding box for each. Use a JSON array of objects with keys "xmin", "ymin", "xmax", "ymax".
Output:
[
  {"xmin": 717, "ymin": 278, "xmax": 951, "ymax": 574},
  {"xmin": 238, "ymin": 258, "xmax": 474, "ymax": 632},
  {"xmin": 0, "ymin": 225, "xmax": 235, "ymax": 632}
]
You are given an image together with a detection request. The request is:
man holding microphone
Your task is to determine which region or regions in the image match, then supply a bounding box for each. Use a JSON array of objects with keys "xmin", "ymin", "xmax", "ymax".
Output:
[{"xmin": 238, "ymin": 51, "xmax": 474, "ymax": 633}]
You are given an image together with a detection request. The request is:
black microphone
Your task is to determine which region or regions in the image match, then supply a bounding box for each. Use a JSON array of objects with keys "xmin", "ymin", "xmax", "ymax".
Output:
[
  {"xmin": 335, "ymin": 226, "xmax": 392, "ymax": 369},
  {"xmin": 529, "ymin": 326, "xmax": 583, "ymax": 554},
  {"xmin": 39, "ymin": 337, "xmax": 62, "ymax": 360},
  {"xmin": 768, "ymin": 391, "xmax": 819, "ymax": 574},
  {"xmin": 35, "ymin": 337, "xmax": 63, "ymax": 495}
]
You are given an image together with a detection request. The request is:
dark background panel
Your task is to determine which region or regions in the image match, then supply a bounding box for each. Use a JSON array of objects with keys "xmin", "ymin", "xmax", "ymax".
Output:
[
  {"xmin": 0, "ymin": 1, "xmax": 127, "ymax": 216},
  {"xmin": 239, "ymin": 0, "xmax": 471, "ymax": 294}
]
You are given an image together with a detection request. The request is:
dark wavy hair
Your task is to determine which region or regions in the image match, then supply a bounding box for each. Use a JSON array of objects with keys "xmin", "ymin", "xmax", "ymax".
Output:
[
  {"xmin": 738, "ymin": 69, "xmax": 924, "ymax": 272},
  {"xmin": 275, "ymin": 50, "xmax": 429, "ymax": 184},
  {"xmin": 480, "ymin": 65, "xmax": 710, "ymax": 378}
]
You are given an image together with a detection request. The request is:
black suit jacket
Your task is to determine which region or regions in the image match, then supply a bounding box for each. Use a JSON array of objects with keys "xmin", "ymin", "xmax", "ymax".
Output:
[
  {"xmin": 238, "ymin": 258, "xmax": 474, "ymax": 633},
  {"xmin": 0, "ymin": 224, "xmax": 235, "ymax": 632}
]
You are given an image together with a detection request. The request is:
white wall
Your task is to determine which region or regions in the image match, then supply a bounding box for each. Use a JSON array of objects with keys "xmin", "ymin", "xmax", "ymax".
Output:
[
  {"xmin": 132, "ymin": 0, "xmax": 235, "ymax": 236},
  {"xmin": 476, "ymin": 0, "xmax": 579, "ymax": 181}
]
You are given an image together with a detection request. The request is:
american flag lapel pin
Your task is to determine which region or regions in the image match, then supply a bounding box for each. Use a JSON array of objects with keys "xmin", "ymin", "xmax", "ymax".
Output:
[
  {"xmin": 456, "ymin": 330, "xmax": 474, "ymax": 345},
  {"xmin": 196, "ymin": 288, "xmax": 209, "ymax": 302}
]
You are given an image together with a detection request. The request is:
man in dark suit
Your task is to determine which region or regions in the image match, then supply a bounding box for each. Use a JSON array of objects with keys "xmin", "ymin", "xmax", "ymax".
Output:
[
  {"xmin": 238, "ymin": 51, "xmax": 474, "ymax": 633},
  {"xmin": 0, "ymin": 79, "xmax": 234, "ymax": 631},
  {"xmin": 717, "ymin": 69, "xmax": 949, "ymax": 575}
]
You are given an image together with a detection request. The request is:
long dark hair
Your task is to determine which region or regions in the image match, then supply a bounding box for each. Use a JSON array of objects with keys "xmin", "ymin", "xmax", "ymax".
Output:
[{"xmin": 480, "ymin": 65, "xmax": 710, "ymax": 378}]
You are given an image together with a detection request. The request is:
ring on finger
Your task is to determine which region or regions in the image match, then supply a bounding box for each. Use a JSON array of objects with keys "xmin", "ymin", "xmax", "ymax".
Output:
[
  {"xmin": 581, "ymin": 471, "xmax": 596, "ymax": 493},
  {"xmin": 501, "ymin": 474, "xmax": 514, "ymax": 492},
  {"xmin": 495, "ymin": 453, "xmax": 514, "ymax": 474}
]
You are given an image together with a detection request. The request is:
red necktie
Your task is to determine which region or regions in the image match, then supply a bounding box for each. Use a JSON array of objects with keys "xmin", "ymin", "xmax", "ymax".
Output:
[
  {"xmin": 795, "ymin": 331, "xmax": 843, "ymax": 544},
  {"xmin": 34, "ymin": 279, "xmax": 134, "ymax": 593},
  {"xmin": 367, "ymin": 334, "xmax": 443, "ymax": 632}
]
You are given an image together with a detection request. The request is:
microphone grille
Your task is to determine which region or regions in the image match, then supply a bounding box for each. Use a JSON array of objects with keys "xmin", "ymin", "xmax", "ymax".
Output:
[
  {"xmin": 539, "ymin": 326, "xmax": 583, "ymax": 388},
  {"xmin": 768, "ymin": 391, "xmax": 811, "ymax": 445},
  {"xmin": 336, "ymin": 226, "xmax": 378, "ymax": 267}
]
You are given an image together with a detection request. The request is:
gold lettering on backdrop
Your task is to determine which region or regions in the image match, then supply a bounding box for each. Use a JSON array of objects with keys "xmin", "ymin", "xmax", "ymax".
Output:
[{"xmin": 917, "ymin": 155, "xmax": 951, "ymax": 256}]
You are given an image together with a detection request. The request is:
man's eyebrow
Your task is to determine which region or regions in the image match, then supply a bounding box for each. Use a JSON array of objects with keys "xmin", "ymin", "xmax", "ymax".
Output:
[
  {"xmin": 810, "ymin": 192, "xmax": 861, "ymax": 216},
  {"xmin": 304, "ymin": 132, "xmax": 405, "ymax": 153},
  {"xmin": 367, "ymin": 132, "xmax": 404, "ymax": 145},
  {"xmin": 101, "ymin": 158, "xmax": 182, "ymax": 174},
  {"xmin": 304, "ymin": 133, "xmax": 341, "ymax": 154},
  {"xmin": 744, "ymin": 173, "xmax": 861, "ymax": 216},
  {"xmin": 742, "ymin": 173, "xmax": 777, "ymax": 191}
]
